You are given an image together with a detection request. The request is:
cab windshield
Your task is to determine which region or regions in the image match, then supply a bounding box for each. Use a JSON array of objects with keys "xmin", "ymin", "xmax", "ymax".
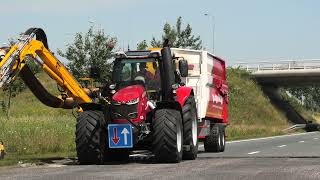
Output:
[{"xmin": 112, "ymin": 58, "xmax": 160, "ymax": 90}]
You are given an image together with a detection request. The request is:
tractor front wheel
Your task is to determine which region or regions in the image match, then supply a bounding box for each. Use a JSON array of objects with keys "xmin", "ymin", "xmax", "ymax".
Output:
[
  {"xmin": 75, "ymin": 110, "xmax": 106, "ymax": 164},
  {"xmin": 152, "ymin": 108, "xmax": 183, "ymax": 163}
]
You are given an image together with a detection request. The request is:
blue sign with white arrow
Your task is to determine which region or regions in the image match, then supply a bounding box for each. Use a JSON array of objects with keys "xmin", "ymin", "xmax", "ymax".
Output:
[{"xmin": 108, "ymin": 124, "xmax": 133, "ymax": 148}]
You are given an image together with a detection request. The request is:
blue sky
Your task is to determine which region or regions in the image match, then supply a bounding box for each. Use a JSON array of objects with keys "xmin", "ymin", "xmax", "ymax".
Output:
[{"xmin": 1, "ymin": 0, "xmax": 320, "ymax": 64}]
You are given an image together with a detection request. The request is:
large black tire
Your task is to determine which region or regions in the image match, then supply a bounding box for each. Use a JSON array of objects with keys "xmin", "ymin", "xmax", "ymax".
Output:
[
  {"xmin": 219, "ymin": 126, "xmax": 226, "ymax": 152},
  {"xmin": 152, "ymin": 109, "xmax": 183, "ymax": 163},
  {"xmin": 204, "ymin": 124, "xmax": 224, "ymax": 152},
  {"xmin": 182, "ymin": 96, "xmax": 198, "ymax": 160},
  {"xmin": 76, "ymin": 110, "xmax": 106, "ymax": 164}
]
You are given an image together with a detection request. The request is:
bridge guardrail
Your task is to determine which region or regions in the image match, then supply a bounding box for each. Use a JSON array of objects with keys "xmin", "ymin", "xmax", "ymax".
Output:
[{"xmin": 234, "ymin": 59, "xmax": 320, "ymax": 72}]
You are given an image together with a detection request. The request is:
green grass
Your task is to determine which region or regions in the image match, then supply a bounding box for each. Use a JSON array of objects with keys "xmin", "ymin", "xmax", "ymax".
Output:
[
  {"xmin": 226, "ymin": 68, "xmax": 290, "ymax": 140},
  {"xmin": 0, "ymin": 72, "xmax": 76, "ymax": 165},
  {"xmin": 312, "ymin": 112, "xmax": 320, "ymax": 124},
  {"xmin": 0, "ymin": 115, "xmax": 75, "ymax": 155}
]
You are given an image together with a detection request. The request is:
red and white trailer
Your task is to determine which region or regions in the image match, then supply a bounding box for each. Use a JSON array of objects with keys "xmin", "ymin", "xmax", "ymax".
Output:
[{"xmin": 171, "ymin": 48, "xmax": 229, "ymax": 152}]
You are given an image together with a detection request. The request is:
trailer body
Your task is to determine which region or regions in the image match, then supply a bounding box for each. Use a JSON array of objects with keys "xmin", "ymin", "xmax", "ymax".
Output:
[{"xmin": 171, "ymin": 48, "xmax": 228, "ymax": 147}]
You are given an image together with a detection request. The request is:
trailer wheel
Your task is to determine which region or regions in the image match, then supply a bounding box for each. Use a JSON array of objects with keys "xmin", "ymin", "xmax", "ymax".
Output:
[
  {"xmin": 182, "ymin": 96, "xmax": 198, "ymax": 160},
  {"xmin": 152, "ymin": 109, "xmax": 183, "ymax": 163},
  {"xmin": 76, "ymin": 110, "xmax": 106, "ymax": 164},
  {"xmin": 219, "ymin": 126, "xmax": 226, "ymax": 152},
  {"xmin": 204, "ymin": 124, "xmax": 222, "ymax": 152}
]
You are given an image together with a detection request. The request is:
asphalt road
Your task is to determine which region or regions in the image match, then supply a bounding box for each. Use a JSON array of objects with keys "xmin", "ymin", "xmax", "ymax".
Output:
[{"xmin": 1, "ymin": 132, "xmax": 320, "ymax": 180}]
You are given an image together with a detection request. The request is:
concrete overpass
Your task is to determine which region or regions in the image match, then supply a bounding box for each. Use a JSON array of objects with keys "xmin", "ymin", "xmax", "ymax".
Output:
[
  {"xmin": 236, "ymin": 59, "xmax": 320, "ymax": 86},
  {"xmin": 235, "ymin": 59, "xmax": 320, "ymax": 126}
]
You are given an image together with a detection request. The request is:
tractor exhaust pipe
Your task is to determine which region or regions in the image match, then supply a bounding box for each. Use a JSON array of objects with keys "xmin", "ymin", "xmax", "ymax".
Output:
[{"xmin": 160, "ymin": 45, "xmax": 175, "ymax": 101}]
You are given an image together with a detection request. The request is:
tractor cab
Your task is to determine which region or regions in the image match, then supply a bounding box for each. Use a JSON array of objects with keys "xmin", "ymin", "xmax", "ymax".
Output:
[
  {"xmin": 112, "ymin": 51, "xmax": 161, "ymax": 93},
  {"xmin": 109, "ymin": 50, "xmax": 162, "ymax": 124}
]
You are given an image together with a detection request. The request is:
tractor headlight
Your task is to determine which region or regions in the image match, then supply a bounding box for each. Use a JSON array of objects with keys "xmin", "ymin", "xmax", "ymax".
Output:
[{"xmin": 126, "ymin": 98, "xmax": 139, "ymax": 105}]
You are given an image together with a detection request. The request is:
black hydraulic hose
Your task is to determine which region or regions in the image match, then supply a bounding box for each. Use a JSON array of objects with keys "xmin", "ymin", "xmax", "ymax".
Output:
[
  {"xmin": 24, "ymin": 28, "xmax": 49, "ymax": 49},
  {"xmin": 19, "ymin": 28, "xmax": 76, "ymax": 109},
  {"xmin": 19, "ymin": 65, "xmax": 74, "ymax": 109}
]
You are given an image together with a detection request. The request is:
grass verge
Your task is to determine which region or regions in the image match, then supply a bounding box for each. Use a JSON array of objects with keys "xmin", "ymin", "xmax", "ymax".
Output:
[
  {"xmin": 226, "ymin": 68, "xmax": 290, "ymax": 140},
  {"xmin": 0, "ymin": 73, "xmax": 76, "ymax": 166}
]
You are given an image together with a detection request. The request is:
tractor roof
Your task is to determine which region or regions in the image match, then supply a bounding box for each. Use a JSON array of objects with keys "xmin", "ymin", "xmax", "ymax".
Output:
[{"xmin": 114, "ymin": 50, "xmax": 161, "ymax": 59}]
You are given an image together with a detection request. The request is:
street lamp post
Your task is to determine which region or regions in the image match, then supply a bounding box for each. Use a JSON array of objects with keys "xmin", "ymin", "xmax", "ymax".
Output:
[{"xmin": 204, "ymin": 13, "xmax": 215, "ymax": 54}]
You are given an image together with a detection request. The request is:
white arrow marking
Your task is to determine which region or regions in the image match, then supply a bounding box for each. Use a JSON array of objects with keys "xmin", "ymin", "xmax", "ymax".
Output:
[{"xmin": 121, "ymin": 128, "xmax": 130, "ymax": 145}]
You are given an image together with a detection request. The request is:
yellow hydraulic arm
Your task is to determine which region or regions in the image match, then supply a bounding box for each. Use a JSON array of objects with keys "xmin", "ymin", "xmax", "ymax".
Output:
[{"xmin": 0, "ymin": 28, "xmax": 92, "ymax": 109}]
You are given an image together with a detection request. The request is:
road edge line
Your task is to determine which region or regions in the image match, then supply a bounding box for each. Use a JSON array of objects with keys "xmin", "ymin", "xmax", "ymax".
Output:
[{"xmin": 226, "ymin": 132, "xmax": 319, "ymax": 144}]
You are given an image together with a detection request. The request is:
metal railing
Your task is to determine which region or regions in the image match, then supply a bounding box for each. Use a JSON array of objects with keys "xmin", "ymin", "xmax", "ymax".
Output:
[{"xmin": 234, "ymin": 59, "xmax": 320, "ymax": 72}]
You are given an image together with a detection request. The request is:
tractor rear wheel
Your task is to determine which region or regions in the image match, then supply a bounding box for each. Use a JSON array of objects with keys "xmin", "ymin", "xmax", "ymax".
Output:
[
  {"xmin": 152, "ymin": 108, "xmax": 183, "ymax": 163},
  {"xmin": 204, "ymin": 124, "xmax": 224, "ymax": 152},
  {"xmin": 75, "ymin": 110, "xmax": 106, "ymax": 164},
  {"xmin": 182, "ymin": 96, "xmax": 198, "ymax": 160}
]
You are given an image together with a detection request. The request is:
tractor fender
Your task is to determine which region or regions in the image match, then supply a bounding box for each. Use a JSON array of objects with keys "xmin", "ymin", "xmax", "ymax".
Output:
[
  {"xmin": 156, "ymin": 101, "xmax": 182, "ymax": 112},
  {"xmin": 79, "ymin": 103, "xmax": 104, "ymax": 111},
  {"xmin": 176, "ymin": 87, "xmax": 194, "ymax": 108}
]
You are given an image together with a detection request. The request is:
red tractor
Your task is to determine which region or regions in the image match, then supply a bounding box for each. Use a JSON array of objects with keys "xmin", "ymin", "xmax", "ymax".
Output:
[
  {"xmin": 76, "ymin": 46, "xmax": 198, "ymax": 163},
  {"xmin": 76, "ymin": 46, "xmax": 229, "ymax": 164}
]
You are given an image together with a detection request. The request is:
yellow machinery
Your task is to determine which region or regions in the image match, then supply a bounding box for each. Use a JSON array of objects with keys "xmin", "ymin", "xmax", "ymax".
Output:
[
  {"xmin": 0, "ymin": 28, "xmax": 109, "ymax": 164},
  {"xmin": 0, "ymin": 28, "xmax": 93, "ymax": 109}
]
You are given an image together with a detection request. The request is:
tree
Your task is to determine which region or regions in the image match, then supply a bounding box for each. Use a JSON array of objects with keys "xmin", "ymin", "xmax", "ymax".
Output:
[
  {"xmin": 58, "ymin": 26, "xmax": 117, "ymax": 83},
  {"xmin": 140, "ymin": 16, "xmax": 202, "ymax": 49},
  {"xmin": 137, "ymin": 40, "xmax": 148, "ymax": 50},
  {"xmin": 287, "ymin": 86, "xmax": 320, "ymax": 111}
]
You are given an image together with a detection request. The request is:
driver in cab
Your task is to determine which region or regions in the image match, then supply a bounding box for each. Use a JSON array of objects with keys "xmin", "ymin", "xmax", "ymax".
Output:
[{"xmin": 135, "ymin": 63, "xmax": 154, "ymax": 83}]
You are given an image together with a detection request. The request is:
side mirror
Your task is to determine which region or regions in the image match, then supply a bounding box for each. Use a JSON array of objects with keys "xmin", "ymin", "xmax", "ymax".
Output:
[
  {"xmin": 179, "ymin": 60, "xmax": 188, "ymax": 77},
  {"xmin": 90, "ymin": 66, "xmax": 101, "ymax": 79}
]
